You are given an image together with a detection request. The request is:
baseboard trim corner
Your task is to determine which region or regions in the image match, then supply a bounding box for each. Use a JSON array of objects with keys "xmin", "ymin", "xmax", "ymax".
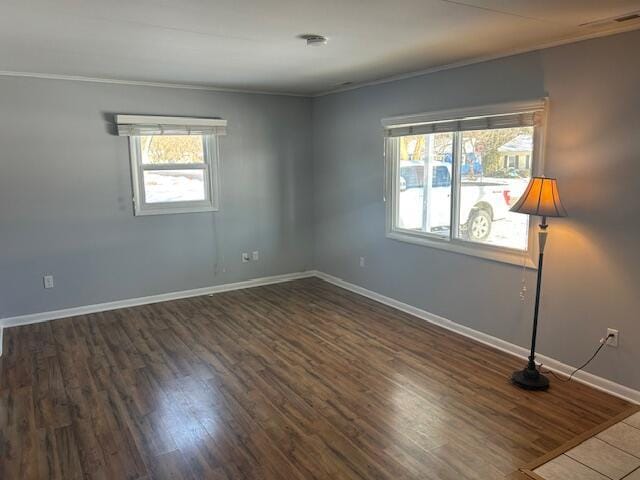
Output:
[
  {"xmin": 313, "ymin": 271, "xmax": 640, "ymax": 405},
  {"xmin": 0, "ymin": 270, "xmax": 315, "ymax": 333}
]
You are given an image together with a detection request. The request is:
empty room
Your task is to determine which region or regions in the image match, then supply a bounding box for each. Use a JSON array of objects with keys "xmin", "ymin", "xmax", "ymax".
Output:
[{"xmin": 2, "ymin": 1, "xmax": 640, "ymax": 479}]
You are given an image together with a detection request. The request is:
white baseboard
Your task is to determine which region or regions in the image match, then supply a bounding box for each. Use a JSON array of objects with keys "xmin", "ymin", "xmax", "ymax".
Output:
[
  {"xmin": 0, "ymin": 271, "xmax": 315, "ymax": 331},
  {"xmin": 2, "ymin": 268, "xmax": 638, "ymax": 404},
  {"xmin": 313, "ymin": 271, "xmax": 640, "ymax": 405}
]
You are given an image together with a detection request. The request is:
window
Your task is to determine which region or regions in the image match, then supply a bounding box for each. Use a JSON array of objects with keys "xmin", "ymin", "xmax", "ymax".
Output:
[
  {"xmin": 116, "ymin": 115, "xmax": 226, "ymax": 216},
  {"xmin": 383, "ymin": 100, "xmax": 546, "ymax": 266}
]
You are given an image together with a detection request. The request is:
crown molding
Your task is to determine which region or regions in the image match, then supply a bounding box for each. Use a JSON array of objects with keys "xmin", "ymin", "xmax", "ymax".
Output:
[
  {"xmin": 0, "ymin": 70, "xmax": 308, "ymax": 97},
  {"xmin": 313, "ymin": 23, "xmax": 640, "ymax": 97}
]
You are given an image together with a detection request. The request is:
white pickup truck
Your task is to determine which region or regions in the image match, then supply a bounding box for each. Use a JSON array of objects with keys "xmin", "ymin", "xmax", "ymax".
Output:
[{"xmin": 398, "ymin": 161, "xmax": 512, "ymax": 241}]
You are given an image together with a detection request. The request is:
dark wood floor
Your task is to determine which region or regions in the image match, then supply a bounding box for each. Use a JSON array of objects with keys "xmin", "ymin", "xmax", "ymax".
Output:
[{"xmin": 0, "ymin": 278, "xmax": 630, "ymax": 480}]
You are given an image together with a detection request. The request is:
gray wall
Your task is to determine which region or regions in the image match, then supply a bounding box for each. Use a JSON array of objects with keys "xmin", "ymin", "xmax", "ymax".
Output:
[
  {"xmin": 312, "ymin": 30, "xmax": 640, "ymax": 390},
  {"xmin": 0, "ymin": 77, "xmax": 313, "ymax": 317},
  {"xmin": 2, "ymin": 30, "xmax": 639, "ymax": 391}
]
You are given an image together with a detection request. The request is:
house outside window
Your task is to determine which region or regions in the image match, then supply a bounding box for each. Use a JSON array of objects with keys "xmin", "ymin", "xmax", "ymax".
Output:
[{"xmin": 499, "ymin": 134, "xmax": 534, "ymax": 171}]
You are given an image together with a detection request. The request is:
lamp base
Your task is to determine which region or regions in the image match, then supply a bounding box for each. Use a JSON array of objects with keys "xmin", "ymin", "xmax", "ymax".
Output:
[{"xmin": 512, "ymin": 367, "xmax": 550, "ymax": 391}]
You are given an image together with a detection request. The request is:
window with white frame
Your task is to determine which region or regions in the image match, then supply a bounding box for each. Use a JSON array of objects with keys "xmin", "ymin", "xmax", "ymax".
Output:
[
  {"xmin": 116, "ymin": 115, "xmax": 226, "ymax": 216},
  {"xmin": 383, "ymin": 100, "xmax": 546, "ymax": 265}
]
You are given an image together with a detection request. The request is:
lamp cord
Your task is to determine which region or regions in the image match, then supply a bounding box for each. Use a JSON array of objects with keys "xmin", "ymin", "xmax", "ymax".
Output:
[{"xmin": 538, "ymin": 334, "xmax": 614, "ymax": 383}]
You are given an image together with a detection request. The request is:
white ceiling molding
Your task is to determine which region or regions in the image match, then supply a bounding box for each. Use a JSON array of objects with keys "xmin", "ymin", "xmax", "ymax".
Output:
[
  {"xmin": 0, "ymin": 70, "xmax": 306, "ymax": 97},
  {"xmin": 314, "ymin": 20, "xmax": 640, "ymax": 97}
]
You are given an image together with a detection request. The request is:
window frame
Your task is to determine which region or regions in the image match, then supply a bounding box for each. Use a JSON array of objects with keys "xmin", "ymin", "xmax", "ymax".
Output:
[
  {"xmin": 383, "ymin": 99, "xmax": 548, "ymax": 268},
  {"xmin": 128, "ymin": 134, "xmax": 220, "ymax": 216}
]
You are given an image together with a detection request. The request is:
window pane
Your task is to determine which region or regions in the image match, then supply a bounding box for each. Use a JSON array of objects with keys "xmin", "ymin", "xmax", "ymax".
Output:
[
  {"xmin": 140, "ymin": 135, "xmax": 204, "ymax": 164},
  {"xmin": 143, "ymin": 169, "xmax": 206, "ymax": 203},
  {"xmin": 396, "ymin": 133, "xmax": 453, "ymax": 237},
  {"xmin": 456, "ymin": 127, "xmax": 533, "ymax": 250}
]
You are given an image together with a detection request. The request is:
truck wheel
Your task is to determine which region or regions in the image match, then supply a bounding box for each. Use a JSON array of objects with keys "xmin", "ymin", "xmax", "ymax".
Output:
[{"xmin": 467, "ymin": 209, "xmax": 491, "ymax": 241}]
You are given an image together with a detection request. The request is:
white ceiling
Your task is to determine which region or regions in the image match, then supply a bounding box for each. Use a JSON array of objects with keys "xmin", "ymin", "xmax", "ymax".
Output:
[{"xmin": 1, "ymin": 0, "xmax": 640, "ymax": 95}]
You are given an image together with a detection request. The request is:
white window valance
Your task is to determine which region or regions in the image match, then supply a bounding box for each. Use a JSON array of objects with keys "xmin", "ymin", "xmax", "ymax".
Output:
[
  {"xmin": 382, "ymin": 100, "xmax": 545, "ymax": 137},
  {"xmin": 116, "ymin": 115, "xmax": 227, "ymax": 136}
]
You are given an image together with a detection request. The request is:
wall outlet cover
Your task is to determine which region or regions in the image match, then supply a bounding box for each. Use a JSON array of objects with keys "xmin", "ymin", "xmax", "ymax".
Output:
[
  {"xmin": 43, "ymin": 275, "xmax": 54, "ymax": 289},
  {"xmin": 606, "ymin": 328, "xmax": 619, "ymax": 347}
]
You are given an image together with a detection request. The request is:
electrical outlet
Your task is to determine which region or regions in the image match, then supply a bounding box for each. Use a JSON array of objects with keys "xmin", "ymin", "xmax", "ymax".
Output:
[
  {"xmin": 606, "ymin": 328, "xmax": 619, "ymax": 348},
  {"xmin": 359, "ymin": 257, "xmax": 365, "ymax": 267},
  {"xmin": 242, "ymin": 253, "xmax": 250, "ymax": 263},
  {"xmin": 43, "ymin": 274, "xmax": 54, "ymax": 289},
  {"xmin": 252, "ymin": 251, "xmax": 259, "ymax": 261}
]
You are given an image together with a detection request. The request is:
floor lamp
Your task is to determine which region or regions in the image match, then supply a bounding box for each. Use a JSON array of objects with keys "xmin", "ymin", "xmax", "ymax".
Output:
[{"xmin": 510, "ymin": 177, "xmax": 567, "ymax": 390}]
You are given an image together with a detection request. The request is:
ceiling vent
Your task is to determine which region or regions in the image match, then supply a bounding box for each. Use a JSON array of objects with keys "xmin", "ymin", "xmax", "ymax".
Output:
[{"xmin": 298, "ymin": 34, "xmax": 328, "ymax": 46}]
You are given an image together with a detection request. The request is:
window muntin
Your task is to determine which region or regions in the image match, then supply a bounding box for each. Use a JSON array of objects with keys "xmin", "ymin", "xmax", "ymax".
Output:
[{"xmin": 384, "ymin": 101, "xmax": 545, "ymax": 263}]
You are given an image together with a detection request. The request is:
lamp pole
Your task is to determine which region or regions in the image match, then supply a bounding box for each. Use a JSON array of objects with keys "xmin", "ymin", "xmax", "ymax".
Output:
[{"xmin": 513, "ymin": 216, "xmax": 550, "ymax": 390}]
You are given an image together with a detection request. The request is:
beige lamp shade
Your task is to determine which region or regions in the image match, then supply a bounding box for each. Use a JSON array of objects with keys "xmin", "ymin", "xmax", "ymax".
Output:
[{"xmin": 510, "ymin": 177, "xmax": 567, "ymax": 217}]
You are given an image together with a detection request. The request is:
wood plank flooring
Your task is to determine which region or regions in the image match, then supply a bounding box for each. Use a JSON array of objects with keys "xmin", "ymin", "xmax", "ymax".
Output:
[{"xmin": 0, "ymin": 278, "xmax": 631, "ymax": 479}]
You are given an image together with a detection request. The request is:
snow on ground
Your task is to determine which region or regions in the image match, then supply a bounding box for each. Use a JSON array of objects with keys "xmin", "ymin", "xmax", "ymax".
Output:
[
  {"xmin": 398, "ymin": 177, "xmax": 530, "ymax": 250},
  {"xmin": 144, "ymin": 171, "xmax": 206, "ymax": 203}
]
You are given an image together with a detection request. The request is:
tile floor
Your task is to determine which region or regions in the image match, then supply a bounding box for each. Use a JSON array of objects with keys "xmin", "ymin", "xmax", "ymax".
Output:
[{"xmin": 534, "ymin": 411, "xmax": 640, "ymax": 480}]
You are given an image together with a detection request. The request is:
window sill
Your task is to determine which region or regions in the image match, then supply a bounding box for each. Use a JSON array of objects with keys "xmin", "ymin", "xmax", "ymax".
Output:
[
  {"xmin": 134, "ymin": 205, "xmax": 219, "ymax": 216},
  {"xmin": 386, "ymin": 229, "xmax": 537, "ymax": 269}
]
